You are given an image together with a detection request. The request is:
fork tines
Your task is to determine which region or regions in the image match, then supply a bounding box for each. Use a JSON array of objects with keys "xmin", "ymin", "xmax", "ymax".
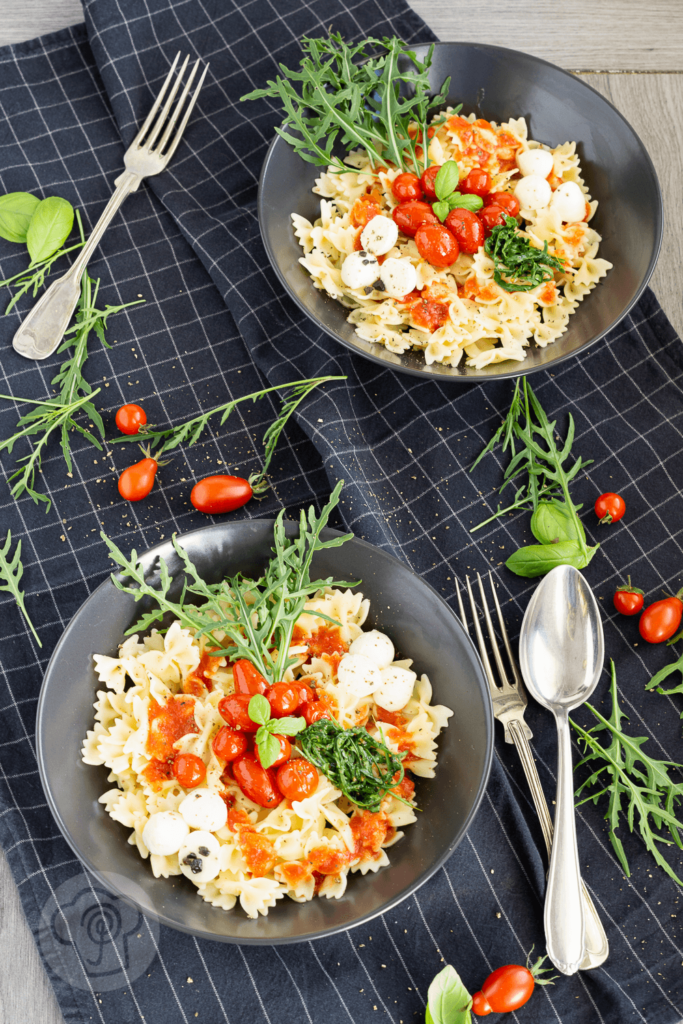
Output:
[{"xmin": 133, "ymin": 52, "xmax": 209, "ymax": 159}]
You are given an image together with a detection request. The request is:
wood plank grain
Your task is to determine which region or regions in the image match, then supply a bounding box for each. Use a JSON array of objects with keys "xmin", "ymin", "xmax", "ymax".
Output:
[{"xmin": 0, "ymin": 0, "xmax": 83, "ymax": 44}]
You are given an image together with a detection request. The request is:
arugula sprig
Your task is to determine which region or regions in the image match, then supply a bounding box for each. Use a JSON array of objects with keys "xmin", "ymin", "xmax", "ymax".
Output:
[
  {"xmin": 431, "ymin": 160, "xmax": 484, "ymax": 222},
  {"xmin": 248, "ymin": 694, "xmax": 305, "ymax": 769},
  {"xmin": 0, "ymin": 531, "xmax": 41, "ymax": 646},
  {"xmin": 484, "ymin": 216, "xmax": 567, "ymax": 293}
]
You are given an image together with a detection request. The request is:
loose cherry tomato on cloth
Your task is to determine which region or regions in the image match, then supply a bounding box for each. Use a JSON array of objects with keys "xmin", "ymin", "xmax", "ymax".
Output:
[
  {"xmin": 478, "ymin": 204, "xmax": 508, "ymax": 234},
  {"xmin": 444, "ymin": 208, "xmax": 485, "ymax": 254},
  {"xmin": 255, "ymin": 734, "xmax": 291, "ymax": 769},
  {"xmin": 265, "ymin": 681, "xmax": 301, "ymax": 717},
  {"xmin": 218, "ymin": 694, "xmax": 259, "ymax": 732},
  {"xmin": 392, "ymin": 200, "xmax": 437, "ymax": 238},
  {"xmin": 471, "ymin": 953, "xmax": 555, "ymax": 1016},
  {"xmin": 233, "ymin": 753, "xmax": 283, "ymax": 808},
  {"xmin": 391, "ymin": 172, "xmax": 422, "ymax": 202},
  {"xmin": 277, "ymin": 758, "xmax": 319, "ymax": 801},
  {"xmin": 460, "ymin": 167, "xmax": 491, "ymax": 197},
  {"xmin": 420, "ymin": 164, "xmax": 442, "ymax": 200},
  {"xmin": 118, "ymin": 449, "xmax": 159, "ymax": 501},
  {"xmin": 212, "ymin": 726, "xmax": 248, "ymax": 762},
  {"xmin": 595, "ymin": 492, "xmax": 626, "ymax": 525},
  {"xmin": 172, "ymin": 753, "xmax": 206, "ymax": 789},
  {"xmin": 614, "ymin": 578, "xmax": 644, "ymax": 616},
  {"xmin": 115, "ymin": 403, "xmax": 147, "ymax": 435},
  {"xmin": 415, "ymin": 222, "xmax": 460, "ymax": 267},
  {"xmin": 301, "ymin": 700, "xmax": 334, "ymax": 725},
  {"xmin": 233, "ymin": 659, "xmax": 268, "ymax": 695},
  {"xmin": 486, "ymin": 191, "xmax": 520, "ymax": 217},
  {"xmin": 639, "ymin": 591, "xmax": 683, "ymax": 644},
  {"xmin": 190, "ymin": 475, "xmax": 252, "ymax": 514}
]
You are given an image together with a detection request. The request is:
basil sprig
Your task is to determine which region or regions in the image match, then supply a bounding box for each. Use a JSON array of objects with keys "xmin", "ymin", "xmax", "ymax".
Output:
[
  {"xmin": 431, "ymin": 160, "xmax": 484, "ymax": 222},
  {"xmin": 248, "ymin": 695, "xmax": 306, "ymax": 770},
  {"xmin": 0, "ymin": 192, "xmax": 40, "ymax": 244}
]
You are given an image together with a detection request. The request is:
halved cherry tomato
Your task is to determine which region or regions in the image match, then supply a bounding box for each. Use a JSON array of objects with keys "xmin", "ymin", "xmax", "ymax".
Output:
[
  {"xmin": 486, "ymin": 191, "xmax": 520, "ymax": 217},
  {"xmin": 478, "ymin": 204, "xmax": 508, "ymax": 234},
  {"xmin": 265, "ymin": 681, "xmax": 301, "ymax": 717},
  {"xmin": 233, "ymin": 659, "xmax": 268, "ymax": 695},
  {"xmin": 460, "ymin": 168, "xmax": 491, "ymax": 198},
  {"xmin": 233, "ymin": 753, "xmax": 283, "ymax": 808},
  {"xmin": 595, "ymin": 492, "xmax": 626, "ymax": 525},
  {"xmin": 218, "ymin": 694, "xmax": 259, "ymax": 732},
  {"xmin": 392, "ymin": 200, "xmax": 437, "ymax": 238},
  {"xmin": 350, "ymin": 194, "xmax": 381, "ymax": 228},
  {"xmin": 472, "ymin": 964, "xmax": 535, "ymax": 1015},
  {"xmin": 172, "ymin": 753, "xmax": 206, "ymax": 789},
  {"xmin": 190, "ymin": 475, "xmax": 252, "ymax": 514},
  {"xmin": 639, "ymin": 593, "xmax": 683, "ymax": 644},
  {"xmin": 212, "ymin": 726, "xmax": 248, "ymax": 762},
  {"xmin": 301, "ymin": 700, "xmax": 333, "ymax": 725},
  {"xmin": 444, "ymin": 208, "xmax": 485, "ymax": 254},
  {"xmin": 277, "ymin": 758, "xmax": 319, "ymax": 801},
  {"xmin": 613, "ymin": 578, "xmax": 644, "ymax": 617},
  {"xmin": 391, "ymin": 173, "xmax": 423, "ymax": 202},
  {"xmin": 118, "ymin": 454, "xmax": 158, "ymax": 501},
  {"xmin": 115, "ymin": 403, "xmax": 147, "ymax": 435},
  {"xmin": 420, "ymin": 164, "xmax": 442, "ymax": 201},
  {"xmin": 414, "ymin": 222, "xmax": 460, "ymax": 267},
  {"xmin": 255, "ymin": 734, "xmax": 291, "ymax": 769}
]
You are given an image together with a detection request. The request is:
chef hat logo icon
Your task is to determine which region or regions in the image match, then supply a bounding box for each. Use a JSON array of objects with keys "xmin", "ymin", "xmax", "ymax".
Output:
[{"xmin": 38, "ymin": 871, "xmax": 159, "ymax": 991}]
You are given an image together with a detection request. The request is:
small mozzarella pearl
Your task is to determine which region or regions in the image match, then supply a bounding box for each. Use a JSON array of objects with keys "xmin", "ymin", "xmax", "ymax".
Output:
[
  {"xmin": 379, "ymin": 258, "xmax": 417, "ymax": 299},
  {"xmin": 516, "ymin": 148, "xmax": 554, "ymax": 179},
  {"xmin": 550, "ymin": 181, "xmax": 586, "ymax": 222},
  {"xmin": 373, "ymin": 666, "xmax": 417, "ymax": 713},
  {"xmin": 341, "ymin": 251, "xmax": 380, "ymax": 289},
  {"xmin": 337, "ymin": 653, "xmax": 381, "ymax": 697},
  {"xmin": 178, "ymin": 831, "xmax": 221, "ymax": 884},
  {"xmin": 142, "ymin": 811, "xmax": 189, "ymax": 857},
  {"xmin": 360, "ymin": 215, "xmax": 398, "ymax": 256},
  {"xmin": 513, "ymin": 175, "xmax": 552, "ymax": 212},
  {"xmin": 349, "ymin": 630, "xmax": 395, "ymax": 669},
  {"xmin": 179, "ymin": 789, "xmax": 227, "ymax": 832}
]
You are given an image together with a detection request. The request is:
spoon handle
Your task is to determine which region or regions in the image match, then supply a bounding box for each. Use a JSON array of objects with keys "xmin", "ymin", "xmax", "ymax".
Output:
[{"xmin": 545, "ymin": 708, "xmax": 585, "ymax": 975}]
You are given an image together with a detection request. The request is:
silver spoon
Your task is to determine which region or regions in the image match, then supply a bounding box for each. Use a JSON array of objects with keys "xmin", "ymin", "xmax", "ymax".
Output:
[{"xmin": 519, "ymin": 564, "xmax": 604, "ymax": 975}]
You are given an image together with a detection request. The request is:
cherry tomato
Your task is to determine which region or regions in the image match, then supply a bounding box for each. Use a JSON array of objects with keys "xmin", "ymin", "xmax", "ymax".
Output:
[
  {"xmin": 420, "ymin": 164, "xmax": 442, "ymax": 201},
  {"xmin": 232, "ymin": 659, "xmax": 268, "ymax": 695},
  {"xmin": 255, "ymin": 733, "xmax": 291, "ymax": 769},
  {"xmin": 118, "ymin": 454, "xmax": 158, "ymax": 501},
  {"xmin": 172, "ymin": 753, "xmax": 206, "ymax": 789},
  {"xmin": 444, "ymin": 208, "xmax": 485, "ymax": 254},
  {"xmin": 415, "ymin": 222, "xmax": 460, "ymax": 267},
  {"xmin": 391, "ymin": 173, "xmax": 423, "ymax": 202},
  {"xmin": 265, "ymin": 681, "xmax": 301, "ymax": 717},
  {"xmin": 115, "ymin": 403, "xmax": 147, "ymax": 435},
  {"xmin": 233, "ymin": 753, "xmax": 283, "ymax": 808},
  {"xmin": 639, "ymin": 594, "xmax": 683, "ymax": 644},
  {"xmin": 486, "ymin": 191, "xmax": 520, "ymax": 217},
  {"xmin": 460, "ymin": 168, "xmax": 491, "ymax": 197},
  {"xmin": 613, "ymin": 578, "xmax": 644, "ymax": 617},
  {"xmin": 595, "ymin": 492, "xmax": 626, "ymax": 525},
  {"xmin": 295, "ymin": 682, "xmax": 317, "ymax": 706},
  {"xmin": 478, "ymin": 204, "xmax": 508, "ymax": 234},
  {"xmin": 212, "ymin": 726, "xmax": 248, "ymax": 762},
  {"xmin": 190, "ymin": 475, "xmax": 252, "ymax": 514},
  {"xmin": 350, "ymin": 194, "xmax": 381, "ymax": 228},
  {"xmin": 392, "ymin": 200, "xmax": 437, "ymax": 238},
  {"xmin": 301, "ymin": 700, "xmax": 334, "ymax": 725},
  {"xmin": 472, "ymin": 964, "xmax": 535, "ymax": 1016},
  {"xmin": 218, "ymin": 694, "xmax": 259, "ymax": 732},
  {"xmin": 276, "ymin": 758, "xmax": 319, "ymax": 801}
]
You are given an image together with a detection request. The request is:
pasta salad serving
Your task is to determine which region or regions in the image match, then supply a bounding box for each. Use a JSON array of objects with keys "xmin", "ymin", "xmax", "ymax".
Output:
[{"xmin": 83, "ymin": 485, "xmax": 452, "ymax": 919}]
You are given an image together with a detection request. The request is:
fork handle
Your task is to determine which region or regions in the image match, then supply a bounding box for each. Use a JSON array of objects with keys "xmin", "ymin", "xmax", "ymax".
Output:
[{"xmin": 13, "ymin": 170, "xmax": 141, "ymax": 360}]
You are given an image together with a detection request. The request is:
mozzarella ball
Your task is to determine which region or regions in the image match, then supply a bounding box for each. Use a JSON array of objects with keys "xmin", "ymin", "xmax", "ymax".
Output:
[
  {"xmin": 349, "ymin": 630, "xmax": 395, "ymax": 670},
  {"xmin": 360, "ymin": 215, "xmax": 399, "ymax": 256},
  {"xmin": 513, "ymin": 175, "xmax": 551, "ymax": 212},
  {"xmin": 179, "ymin": 789, "xmax": 227, "ymax": 832},
  {"xmin": 550, "ymin": 181, "xmax": 586, "ymax": 223},
  {"xmin": 373, "ymin": 666, "xmax": 417, "ymax": 713},
  {"xmin": 341, "ymin": 250, "xmax": 380, "ymax": 289},
  {"xmin": 142, "ymin": 811, "xmax": 189, "ymax": 857},
  {"xmin": 337, "ymin": 653, "xmax": 381, "ymax": 698},
  {"xmin": 516, "ymin": 148, "xmax": 554, "ymax": 179},
  {"xmin": 178, "ymin": 831, "xmax": 221, "ymax": 884},
  {"xmin": 378, "ymin": 257, "xmax": 417, "ymax": 299}
]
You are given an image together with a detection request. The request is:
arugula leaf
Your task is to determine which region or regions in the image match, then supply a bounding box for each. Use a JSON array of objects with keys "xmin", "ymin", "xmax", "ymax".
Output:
[
  {"xmin": 646, "ymin": 651, "xmax": 683, "ymax": 699},
  {"xmin": 0, "ymin": 531, "xmax": 41, "ymax": 646},
  {"xmin": 0, "ymin": 192, "xmax": 40, "ymax": 243},
  {"xmin": 426, "ymin": 965, "xmax": 472, "ymax": 1024},
  {"xmin": 26, "ymin": 196, "xmax": 74, "ymax": 264}
]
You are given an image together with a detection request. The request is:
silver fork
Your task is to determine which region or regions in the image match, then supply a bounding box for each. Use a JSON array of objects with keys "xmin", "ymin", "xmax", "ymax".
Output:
[
  {"xmin": 457, "ymin": 571, "xmax": 609, "ymax": 969},
  {"xmin": 13, "ymin": 52, "xmax": 209, "ymax": 361}
]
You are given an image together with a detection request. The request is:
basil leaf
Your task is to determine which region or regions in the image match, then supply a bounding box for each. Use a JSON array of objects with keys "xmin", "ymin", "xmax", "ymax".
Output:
[
  {"xmin": 434, "ymin": 160, "xmax": 459, "ymax": 200},
  {"xmin": 530, "ymin": 501, "xmax": 581, "ymax": 545},
  {"xmin": 270, "ymin": 715, "xmax": 306, "ymax": 736},
  {"xmin": 26, "ymin": 196, "xmax": 74, "ymax": 264},
  {"xmin": 506, "ymin": 540, "xmax": 592, "ymax": 578},
  {"xmin": 248, "ymin": 693, "xmax": 271, "ymax": 726},
  {"xmin": 257, "ymin": 730, "xmax": 282, "ymax": 770},
  {"xmin": 432, "ymin": 200, "xmax": 449, "ymax": 223},
  {"xmin": 427, "ymin": 965, "xmax": 472, "ymax": 1024},
  {"xmin": 0, "ymin": 192, "xmax": 40, "ymax": 243},
  {"xmin": 448, "ymin": 193, "xmax": 484, "ymax": 212}
]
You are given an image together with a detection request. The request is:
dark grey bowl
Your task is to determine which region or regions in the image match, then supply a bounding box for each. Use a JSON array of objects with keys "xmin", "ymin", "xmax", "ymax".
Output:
[
  {"xmin": 36, "ymin": 522, "xmax": 493, "ymax": 944},
  {"xmin": 259, "ymin": 41, "xmax": 662, "ymax": 381}
]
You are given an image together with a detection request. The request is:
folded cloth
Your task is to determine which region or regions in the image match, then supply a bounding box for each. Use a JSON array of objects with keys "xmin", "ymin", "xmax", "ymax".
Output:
[{"xmin": 0, "ymin": 1, "xmax": 681, "ymax": 1022}]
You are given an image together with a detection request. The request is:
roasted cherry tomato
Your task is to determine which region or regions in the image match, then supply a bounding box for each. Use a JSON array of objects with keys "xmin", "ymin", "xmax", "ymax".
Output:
[
  {"xmin": 420, "ymin": 164, "xmax": 442, "ymax": 201},
  {"xmin": 478, "ymin": 204, "xmax": 508, "ymax": 234},
  {"xmin": 218, "ymin": 694, "xmax": 259, "ymax": 732},
  {"xmin": 118, "ymin": 452, "xmax": 158, "ymax": 501},
  {"xmin": 613, "ymin": 578, "xmax": 644, "ymax": 617},
  {"xmin": 233, "ymin": 659, "xmax": 268, "ymax": 695},
  {"xmin": 294, "ymin": 682, "xmax": 317, "ymax": 706},
  {"xmin": 172, "ymin": 753, "xmax": 206, "ymax": 789},
  {"xmin": 415, "ymin": 222, "xmax": 460, "ymax": 267},
  {"xmin": 639, "ymin": 592, "xmax": 683, "ymax": 644},
  {"xmin": 392, "ymin": 200, "xmax": 437, "ymax": 238},
  {"xmin": 350, "ymin": 194, "xmax": 381, "ymax": 228},
  {"xmin": 444, "ymin": 208, "xmax": 485, "ymax": 254},
  {"xmin": 212, "ymin": 726, "xmax": 248, "ymax": 762},
  {"xmin": 391, "ymin": 172, "xmax": 423, "ymax": 202},
  {"xmin": 265, "ymin": 681, "xmax": 301, "ymax": 717},
  {"xmin": 472, "ymin": 963, "xmax": 538, "ymax": 1016},
  {"xmin": 460, "ymin": 168, "xmax": 491, "ymax": 198},
  {"xmin": 255, "ymin": 734, "xmax": 291, "ymax": 769},
  {"xmin": 486, "ymin": 191, "xmax": 520, "ymax": 217},
  {"xmin": 595, "ymin": 492, "xmax": 626, "ymax": 525},
  {"xmin": 115, "ymin": 403, "xmax": 147, "ymax": 435},
  {"xmin": 276, "ymin": 758, "xmax": 319, "ymax": 801},
  {"xmin": 233, "ymin": 753, "xmax": 283, "ymax": 808},
  {"xmin": 301, "ymin": 700, "xmax": 334, "ymax": 725},
  {"xmin": 190, "ymin": 475, "xmax": 252, "ymax": 514}
]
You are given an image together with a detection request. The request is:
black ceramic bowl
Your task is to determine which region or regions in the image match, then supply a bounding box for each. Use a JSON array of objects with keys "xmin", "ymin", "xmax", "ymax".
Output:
[
  {"xmin": 259, "ymin": 41, "xmax": 662, "ymax": 382},
  {"xmin": 37, "ymin": 522, "xmax": 492, "ymax": 944}
]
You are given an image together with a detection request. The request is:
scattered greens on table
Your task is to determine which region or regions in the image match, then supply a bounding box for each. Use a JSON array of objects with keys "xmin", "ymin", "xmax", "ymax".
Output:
[
  {"xmin": 425, "ymin": 965, "xmax": 473, "ymax": 1024},
  {"xmin": 0, "ymin": 531, "xmax": 41, "ymax": 647},
  {"xmin": 645, "ymin": 648, "xmax": 683, "ymax": 724},
  {"xmin": 470, "ymin": 377, "xmax": 597, "ymax": 577},
  {"xmin": 484, "ymin": 216, "xmax": 567, "ymax": 293}
]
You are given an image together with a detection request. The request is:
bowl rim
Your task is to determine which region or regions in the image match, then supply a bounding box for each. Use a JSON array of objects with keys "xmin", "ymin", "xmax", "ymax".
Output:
[
  {"xmin": 258, "ymin": 39, "xmax": 663, "ymax": 383},
  {"xmin": 36, "ymin": 521, "xmax": 494, "ymax": 945}
]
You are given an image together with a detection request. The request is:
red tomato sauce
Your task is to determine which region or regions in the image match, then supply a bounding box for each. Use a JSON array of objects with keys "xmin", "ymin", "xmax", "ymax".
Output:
[
  {"xmin": 350, "ymin": 192, "xmax": 382, "ymax": 228},
  {"xmin": 538, "ymin": 281, "xmax": 558, "ymax": 305},
  {"xmin": 292, "ymin": 624, "xmax": 349, "ymax": 662},
  {"xmin": 350, "ymin": 810, "xmax": 391, "ymax": 860},
  {"xmin": 239, "ymin": 831, "xmax": 277, "ymax": 877},
  {"xmin": 278, "ymin": 861, "xmax": 313, "ymax": 887},
  {"xmin": 147, "ymin": 695, "xmax": 198, "ymax": 761},
  {"xmin": 375, "ymin": 706, "xmax": 408, "ymax": 729},
  {"xmin": 307, "ymin": 845, "xmax": 352, "ymax": 875},
  {"xmin": 183, "ymin": 649, "xmax": 220, "ymax": 696},
  {"xmin": 142, "ymin": 757, "xmax": 175, "ymax": 789},
  {"xmin": 391, "ymin": 772, "xmax": 416, "ymax": 802},
  {"xmin": 410, "ymin": 298, "xmax": 450, "ymax": 333}
]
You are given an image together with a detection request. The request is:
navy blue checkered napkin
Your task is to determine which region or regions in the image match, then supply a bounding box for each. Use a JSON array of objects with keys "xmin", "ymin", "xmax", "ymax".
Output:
[{"xmin": 0, "ymin": 1, "xmax": 682, "ymax": 1021}]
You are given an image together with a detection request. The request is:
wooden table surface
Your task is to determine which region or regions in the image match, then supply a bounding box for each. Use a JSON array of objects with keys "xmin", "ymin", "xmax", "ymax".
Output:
[{"xmin": 0, "ymin": 3, "xmax": 681, "ymax": 1022}]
